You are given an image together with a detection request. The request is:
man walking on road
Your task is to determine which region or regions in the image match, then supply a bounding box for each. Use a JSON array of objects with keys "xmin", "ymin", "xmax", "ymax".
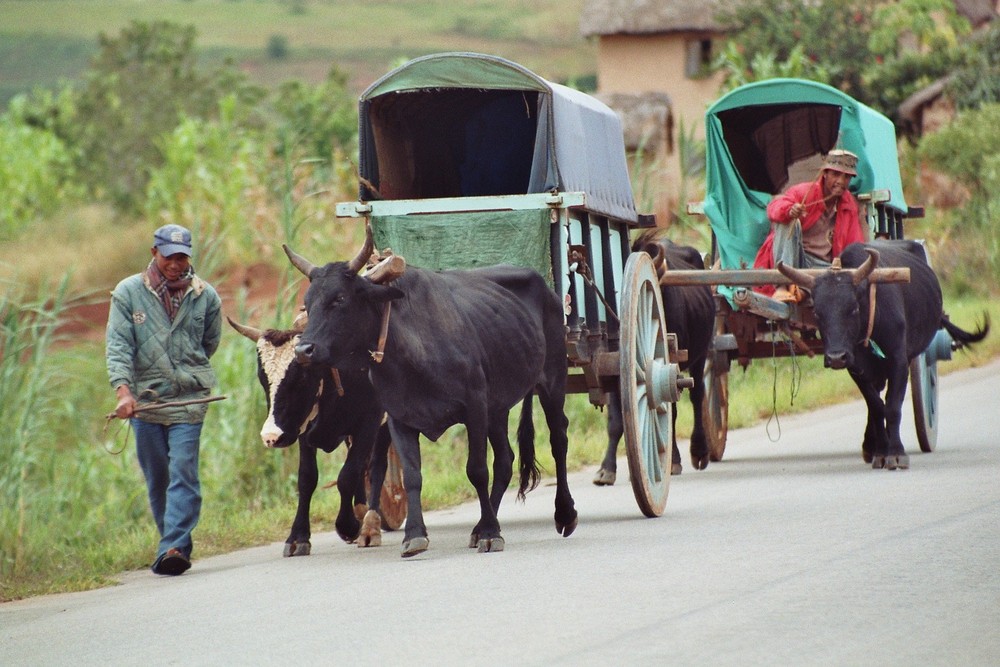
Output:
[{"xmin": 106, "ymin": 224, "xmax": 222, "ymax": 576}]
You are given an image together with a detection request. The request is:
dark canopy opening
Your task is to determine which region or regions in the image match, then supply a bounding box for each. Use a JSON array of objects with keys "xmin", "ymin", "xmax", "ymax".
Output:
[
  {"xmin": 717, "ymin": 103, "xmax": 841, "ymax": 194},
  {"xmin": 364, "ymin": 89, "xmax": 540, "ymax": 200}
]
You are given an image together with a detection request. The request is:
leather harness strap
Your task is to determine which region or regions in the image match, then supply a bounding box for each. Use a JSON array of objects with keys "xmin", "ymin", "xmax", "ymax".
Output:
[
  {"xmin": 370, "ymin": 301, "xmax": 391, "ymax": 363},
  {"xmin": 863, "ymin": 282, "xmax": 877, "ymax": 348},
  {"xmin": 330, "ymin": 367, "xmax": 345, "ymax": 396}
]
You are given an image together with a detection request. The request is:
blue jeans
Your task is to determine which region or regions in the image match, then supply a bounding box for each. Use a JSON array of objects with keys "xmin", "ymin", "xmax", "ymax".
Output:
[{"xmin": 132, "ymin": 420, "xmax": 203, "ymax": 561}]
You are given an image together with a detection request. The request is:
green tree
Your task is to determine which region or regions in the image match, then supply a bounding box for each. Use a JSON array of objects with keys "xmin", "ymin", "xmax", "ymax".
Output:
[
  {"xmin": 863, "ymin": 0, "xmax": 969, "ymax": 115},
  {"xmin": 713, "ymin": 42, "xmax": 831, "ymax": 94},
  {"xmin": 70, "ymin": 21, "xmax": 263, "ymax": 211},
  {"xmin": 272, "ymin": 66, "xmax": 357, "ymax": 168},
  {"xmin": 715, "ymin": 0, "xmax": 874, "ymax": 99},
  {"xmin": 948, "ymin": 22, "xmax": 1000, "ymax": 110},
  {"xmin": 714, "ymin": 0, "xmax": 981, "ymax": 120},
  {"xmin": 918, "ymin": 103, "xmax": 1000, "ymax": 204}
]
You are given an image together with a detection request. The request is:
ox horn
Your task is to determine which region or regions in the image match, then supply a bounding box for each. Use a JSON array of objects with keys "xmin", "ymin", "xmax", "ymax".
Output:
[
  {"xmin": 852, "ymin": 248, "xmax": 879, "ymax": 285},
  {"xmin": 283, "ymin": 244, "xmax": 317, "ymax": 278},
  {"xmin": 347, "ymin": 223, "xmax": 375, "ymax": 273},
  {"xmin": 226, "ymin": 316, "xmax": 262, "ymax": 342},
  {"xmin": 775, "ymin": 261, "xmax": 816, "ymax": 290}
]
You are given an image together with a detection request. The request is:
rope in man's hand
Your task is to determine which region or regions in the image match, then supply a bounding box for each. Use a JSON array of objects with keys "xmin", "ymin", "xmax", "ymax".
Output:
[{"xmin": 102, "ymin": 395, "xmax": 227, "ymax": 454}]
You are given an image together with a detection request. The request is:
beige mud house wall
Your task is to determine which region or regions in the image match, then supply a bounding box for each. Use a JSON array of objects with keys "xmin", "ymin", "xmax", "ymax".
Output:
[{"xmin": 580, "ymin": 0, "xmax": 729, "ymax": 222}]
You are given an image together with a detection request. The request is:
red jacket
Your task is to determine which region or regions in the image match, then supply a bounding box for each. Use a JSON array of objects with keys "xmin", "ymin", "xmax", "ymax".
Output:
[{"xmin": 753, "ymin": 180, "xmax": 864, "ymax": 294}]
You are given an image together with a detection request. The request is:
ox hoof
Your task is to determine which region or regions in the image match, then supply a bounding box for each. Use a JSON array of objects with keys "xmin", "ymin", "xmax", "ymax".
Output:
[
  {"xmin": 283, "ymin": 541, "xmax": 311, "ymax": 557},
  {"xmin": 671, "ymin": 462, "xmax": 683, "ymax": 476},
  {"xmin": 863, "ymin": 450, "xmax": 874, "ymax": 464},
  {"xmin": 691, "ymin": 455, "xmax": 709, "ymax": 471},
  {"xmin": 556, "ymin": 516, "xmax": 578, "ymax": 538},
  {"xmin": 477, "ymin": 536, "xmax": 505, "ymax": 553},
  {"xmin": 593, "ymin": 468, "xmax": 616, "ymax": 486},
  {"xmin": 358, "ymin": 510, "xmax": 383, "ymax": 548},
  {"xmin": 872, "ymin": 454, "xmax": 909, "ymax": 470},
  {"xmin": 877, "ymin": 454, "xmax": 909, "ymax": 471},
  {"xmin": 401, "ymin": 536, "xmax": 429, "ymax": 558}
]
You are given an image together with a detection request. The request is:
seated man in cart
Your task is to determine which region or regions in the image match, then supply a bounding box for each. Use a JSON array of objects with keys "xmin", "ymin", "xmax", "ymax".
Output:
[{"xmin": 753, "ymin": 149, "xmax": 866, "ymax": 302}]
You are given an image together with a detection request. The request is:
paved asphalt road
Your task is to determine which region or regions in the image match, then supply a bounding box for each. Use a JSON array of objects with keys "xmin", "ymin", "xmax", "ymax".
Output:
[{"xmin": 3, "ymin": 360, "xmax": 999, "ymax": 666}]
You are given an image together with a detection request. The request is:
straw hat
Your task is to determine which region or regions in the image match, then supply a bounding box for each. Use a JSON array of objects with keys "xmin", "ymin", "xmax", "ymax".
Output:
[{"xmin": 821, "ymin": 149, "xmax": 858, "ymax": 176}]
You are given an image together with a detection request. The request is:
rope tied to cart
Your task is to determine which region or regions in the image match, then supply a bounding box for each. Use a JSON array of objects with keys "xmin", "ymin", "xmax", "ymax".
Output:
[
  {"xmin": 568, "ymin": 249, "xmax": 619, "ymax": 323},
  {"xmin": 763, "ymin": 320, "xmax": 802, "ymax": 442}
]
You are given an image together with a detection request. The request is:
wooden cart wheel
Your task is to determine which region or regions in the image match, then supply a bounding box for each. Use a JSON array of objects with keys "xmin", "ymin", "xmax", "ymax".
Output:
[
  {"xmin": 909, "ymin": 353, "xmax": 938, "ymax": 453},
  {"xmin": 704, "ymin": 350, "xmax": 729, "ymax": 462},
  {"xmin": 368, "ymin": 443, "xmax": 407, "ymax": 530},
  {"xmin": 620, "ymin": 252, "xmax": 674, "ymax": 518}
]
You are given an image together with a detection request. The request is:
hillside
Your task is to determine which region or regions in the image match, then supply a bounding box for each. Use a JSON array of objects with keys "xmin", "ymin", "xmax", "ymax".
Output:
[{"xmin": 0, "ymin": 0, "xmax": 595, "ymax": 106}]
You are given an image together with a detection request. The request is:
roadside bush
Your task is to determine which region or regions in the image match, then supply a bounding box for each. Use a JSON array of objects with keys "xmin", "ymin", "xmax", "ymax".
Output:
[
  {"xmin": 918, "ymin": 104, "xmax": 1000, "ymax": 295},
  {"xmin": 272, "ymin": 67, "xmax": 357, "ymax": 174},
  {"xmin": 0, "ymin": 113, "xmax": 80, "ymax": 239}
]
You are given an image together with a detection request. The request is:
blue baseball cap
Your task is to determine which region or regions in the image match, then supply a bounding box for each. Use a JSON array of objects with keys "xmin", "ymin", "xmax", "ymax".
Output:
[{"xmin": 153, "ymin": 224, "xmax": 193, "ymax": 257}]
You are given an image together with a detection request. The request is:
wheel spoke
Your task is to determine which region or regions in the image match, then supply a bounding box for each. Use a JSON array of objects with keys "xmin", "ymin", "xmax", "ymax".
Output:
[
  {"xmin": 646, "ymin": 415, "xmax": 662, "ymax": 483},
  {"xmin": 652, "ymin": 409, "xmax": 667, "ymax": 454},
  {"xmin": 636, "ymin": 303, "xmax": 651, "ymax": 368}
]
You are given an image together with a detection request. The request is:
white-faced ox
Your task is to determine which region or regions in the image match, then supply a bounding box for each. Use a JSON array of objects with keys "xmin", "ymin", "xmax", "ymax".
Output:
[
  {"xmin": 227, "ymin": 318, "xmax": 393, "ymax": 555},
  {"xmin": 285, "ymin": 228, "xmax": 577, "ymax": 557},
  {"xmin": 595, "ymin": 232, "xmax": 715, "ymax": 485},
  {"xmin": 778, "ymin": 240, "xmax": 989, "ymax": 469}
]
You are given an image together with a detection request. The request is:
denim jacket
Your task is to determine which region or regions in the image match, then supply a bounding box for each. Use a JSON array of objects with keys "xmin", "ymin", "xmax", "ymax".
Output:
[{"xmin": 106, "ymin": 271, "xmax": 222, "ymax": 424}]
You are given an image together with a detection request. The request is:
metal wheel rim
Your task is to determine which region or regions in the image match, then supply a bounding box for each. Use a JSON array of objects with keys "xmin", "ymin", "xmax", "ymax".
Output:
[
  {"xmin": 704, "ymin": 352, "xmax": 729, "ymax": 462},
  {"xmin": 620, "ymin": 252, "xmax": 671, "ymax": 517},
  {"xmin": 910, "ymin": 354, "xmax": 938, "ymax": 453}
]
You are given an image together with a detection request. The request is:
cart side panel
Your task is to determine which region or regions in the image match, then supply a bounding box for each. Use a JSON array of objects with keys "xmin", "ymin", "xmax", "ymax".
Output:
[{"xmin": 371, "ymin": 208, "xmax": 553, "ymax": 285}]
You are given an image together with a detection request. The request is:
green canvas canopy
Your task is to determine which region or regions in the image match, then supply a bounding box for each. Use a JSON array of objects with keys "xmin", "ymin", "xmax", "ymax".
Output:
[
  {"xmin": 356, "ymin": 52, "xmax": 639, "ymax": 224},
  {"xmin": 702, "ymin": 78, "xmax": 908, "ymax": 271}
]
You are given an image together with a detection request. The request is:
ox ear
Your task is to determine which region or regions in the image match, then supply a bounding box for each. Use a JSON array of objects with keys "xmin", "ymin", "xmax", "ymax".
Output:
[
  {"xmin": 292, "ymin": 307, "xmax": 308, "ymax": 331},
  {"xmin": 283, "ymin": 244, "xmax": 317, "ymax": 279},
  {"xmin": 851, "ymin": 248, "xmax": 879, "ymax": 286},
  {"xmin": 646, "ymin": 243, "xmax": 668, "ymax": 280},
  {"xmin": 775, "ymin": 261, "xmax": 816, "ymax": 290},
  {"xmin": 360, "ymin": 279, "xmax": 404, "ymax": 303},
  {"xmin": 227, "ymin": 317, "xmax": 262, "ymax": 342}
]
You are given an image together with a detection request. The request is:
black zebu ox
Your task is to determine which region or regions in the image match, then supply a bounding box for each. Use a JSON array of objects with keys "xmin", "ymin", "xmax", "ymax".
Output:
[
  {"xmin": 227, "ymin": 317, "xmax": 394, "ymax": 554},
  {"xmin": 594, "ymin": 232, "xmax": 715, "ymax": 484},
  {"xmin": 286, "ymin": 228, "xmax": 577, "ymax": 557},
  {"xmin": 778, "ymin": 240, "xmax": 989, "ymax": 469}
]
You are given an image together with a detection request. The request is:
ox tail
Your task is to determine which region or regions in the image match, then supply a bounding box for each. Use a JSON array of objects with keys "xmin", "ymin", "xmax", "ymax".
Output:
[
  {"xmin": 941, "ymin": 312, "xmax": 991, "ymax": 350},
  {"xmin": 516, "ymin": 391, "xmax": 542, "ymax": 501}
]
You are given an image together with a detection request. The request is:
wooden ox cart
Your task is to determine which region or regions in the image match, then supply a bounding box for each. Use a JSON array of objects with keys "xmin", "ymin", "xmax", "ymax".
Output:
[
  {"xmin": 675, "ymin": 78, "xmax": 956, "ymax": 459},
  {"xmin": 334, "ymin": 52, "xmax": 692, "ymax": 516}
]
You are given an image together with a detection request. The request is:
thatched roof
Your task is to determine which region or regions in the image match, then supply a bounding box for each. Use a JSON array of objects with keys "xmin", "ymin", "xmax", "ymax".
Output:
[
  {"xmin": 954, "ymin": 0, "xmax": 998, "ymax": 28},
  {"xmin": 580, "ymin": 0, "xmax": 728, "ymax": 38},
  {"xmin": 580, "ymin": 0, "xmax": 996, "ymax": 38}
]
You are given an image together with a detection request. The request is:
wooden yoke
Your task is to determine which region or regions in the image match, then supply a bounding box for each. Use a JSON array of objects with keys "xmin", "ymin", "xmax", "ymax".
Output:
[{"xmin": 655, "ymin": 267, "xmax": 910, "ymax": 287}]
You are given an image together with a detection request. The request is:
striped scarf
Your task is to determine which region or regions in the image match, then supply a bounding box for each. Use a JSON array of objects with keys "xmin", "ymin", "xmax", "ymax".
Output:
[{"xmin": 146, "ymin": 259, "xmax": 194, "ymax": 321}]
